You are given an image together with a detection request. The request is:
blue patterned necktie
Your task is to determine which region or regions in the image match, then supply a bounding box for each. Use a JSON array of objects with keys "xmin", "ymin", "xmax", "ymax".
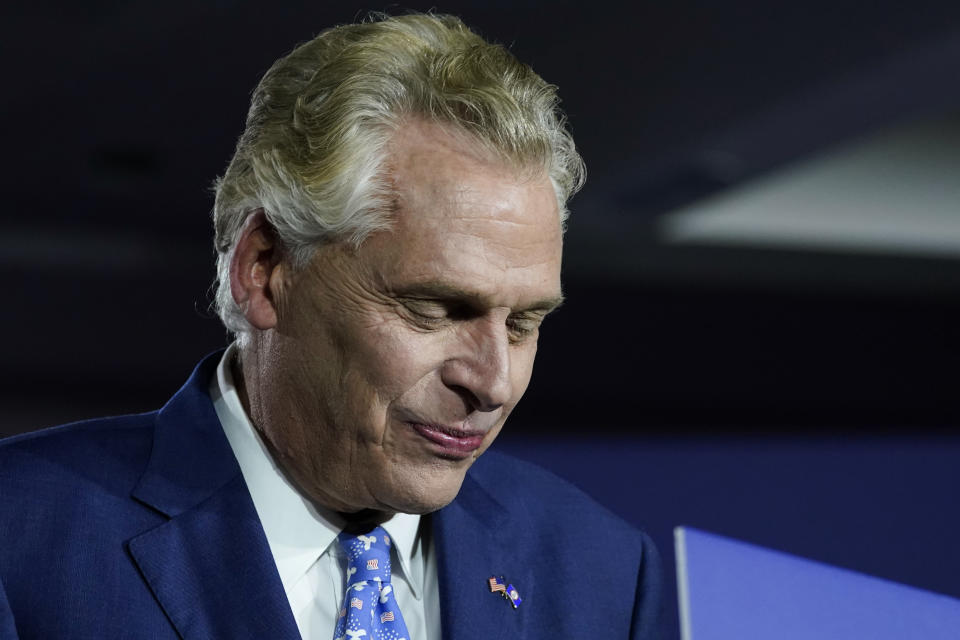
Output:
[{"xmin": 334, "ymin": 526, "xmax": 411, "ymax": 640}]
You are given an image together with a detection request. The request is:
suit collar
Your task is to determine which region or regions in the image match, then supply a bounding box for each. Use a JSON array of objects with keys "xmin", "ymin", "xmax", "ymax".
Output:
[
  {"xmin": 434, "ymin": 470, "xmax": 532, "ymax": 638},
  {"xmin": 128, "ymin": 474, "xmax": 301, "ymax": 639},
  {"xmin": 132, "ymin": 351, "xmax": 240, "ymax": 517},
  {"xmin": 127, "ymin": 351, "xmax": 300, "ymax": 639}
]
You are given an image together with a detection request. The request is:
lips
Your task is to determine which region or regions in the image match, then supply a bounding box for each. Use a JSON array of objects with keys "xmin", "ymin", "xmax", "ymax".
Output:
[{"xmin": 408, "ymin": 421, "xmax": 486, "ymax": 459}]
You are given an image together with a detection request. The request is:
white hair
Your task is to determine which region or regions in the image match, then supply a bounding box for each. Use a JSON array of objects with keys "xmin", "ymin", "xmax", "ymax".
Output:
[{"xmin": 211, "ymin": 13, "xmax": 585, "ymax": 334}]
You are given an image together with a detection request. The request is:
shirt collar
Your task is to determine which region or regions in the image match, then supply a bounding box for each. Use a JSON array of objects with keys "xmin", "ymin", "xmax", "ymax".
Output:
[
  {"xmin": 380, "ymin": 507, "xmax": 424, "ymax": 600},
  {"xmin": 209, "ymin": 344, "xmax": 424, "ymax": 598}
]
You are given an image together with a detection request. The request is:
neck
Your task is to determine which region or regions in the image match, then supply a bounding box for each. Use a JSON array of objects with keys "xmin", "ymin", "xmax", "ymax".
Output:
[{"xmin": 338, "ymin": 509, "xmax": 395, "ymax": 533}]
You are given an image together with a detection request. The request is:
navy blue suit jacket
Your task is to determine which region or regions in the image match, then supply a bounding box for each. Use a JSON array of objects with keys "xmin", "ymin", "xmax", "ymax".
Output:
[{"xmin": 0, "ymin": 354, "xmax": 662, "ymax": 638}]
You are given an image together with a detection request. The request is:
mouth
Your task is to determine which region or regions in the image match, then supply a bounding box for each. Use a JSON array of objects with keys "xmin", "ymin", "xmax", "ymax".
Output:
[{"xmin": 406, "ymin": 421, "xmax": 486, "ymax": 460}]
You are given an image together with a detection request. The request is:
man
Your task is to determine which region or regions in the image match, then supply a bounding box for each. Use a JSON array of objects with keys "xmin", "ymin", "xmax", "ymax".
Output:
[{"xmin": 0, "ymin": 13, "xmax": 662, "ymax": 639}]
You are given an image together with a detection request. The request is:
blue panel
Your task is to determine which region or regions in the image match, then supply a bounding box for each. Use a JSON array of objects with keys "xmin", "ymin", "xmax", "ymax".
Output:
[{"xmin": 678, "ymin": 527, "xmax": 960, "ymax": 640}]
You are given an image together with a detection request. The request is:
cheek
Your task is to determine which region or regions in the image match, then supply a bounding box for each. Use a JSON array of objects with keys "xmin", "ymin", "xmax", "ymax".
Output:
[
  {"xmin": 346, "ymin": 322, "xmax": 445, "ymax": 403},
  {"xmin": 509, "ymin": 343, "xmax": 539, "ymax": 402}
]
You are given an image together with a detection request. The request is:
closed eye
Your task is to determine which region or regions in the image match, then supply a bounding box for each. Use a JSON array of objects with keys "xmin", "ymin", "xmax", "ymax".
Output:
[
  {"xmin": 506, "ymin": 312, "xmax": 546, "ymax": 343},
  {"xmin": 402, "ymin": 299, "xmax": 447, "ymax": 320},
  {"xmin": 400, "ymin": 298, "xmax": 481, "ymax": 327},
  {"xmin": 392, "ymin": 282, "xmax": 561, "ymax": 340}
]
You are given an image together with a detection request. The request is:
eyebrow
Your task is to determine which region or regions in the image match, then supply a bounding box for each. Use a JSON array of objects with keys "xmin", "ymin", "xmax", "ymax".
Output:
[{"xmin": 392, "ymin": 281, "xmax": 565, "ymax": 314}]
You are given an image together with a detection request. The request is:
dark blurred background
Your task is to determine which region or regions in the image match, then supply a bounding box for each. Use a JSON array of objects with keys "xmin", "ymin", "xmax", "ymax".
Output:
[{"xmin": 3, "ymin": 2, "xmax": 959, "ymax": 637}]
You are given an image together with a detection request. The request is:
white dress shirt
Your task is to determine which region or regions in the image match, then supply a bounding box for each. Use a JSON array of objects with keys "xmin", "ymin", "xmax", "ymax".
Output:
[{"xmin": 209, "ymin": 344, "xmax": 441, "ymax": 639}]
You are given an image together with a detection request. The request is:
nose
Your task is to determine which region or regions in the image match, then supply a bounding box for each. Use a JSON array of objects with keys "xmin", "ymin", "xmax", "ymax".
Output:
[{"xmin": 441, "ymin": 316, "xmax": 513, "ymax": 412}]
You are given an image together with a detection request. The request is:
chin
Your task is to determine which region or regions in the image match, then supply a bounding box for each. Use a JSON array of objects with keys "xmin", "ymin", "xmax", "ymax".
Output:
[{"xmin": 380, "ymin": 468, "xmax": 470, "ymax": 515}]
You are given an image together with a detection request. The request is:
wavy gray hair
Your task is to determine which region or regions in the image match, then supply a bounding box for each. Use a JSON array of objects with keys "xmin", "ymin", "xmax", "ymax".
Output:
[{"xmin": 212, "ymin": 13, "xmax": 585, "ymax": 334}]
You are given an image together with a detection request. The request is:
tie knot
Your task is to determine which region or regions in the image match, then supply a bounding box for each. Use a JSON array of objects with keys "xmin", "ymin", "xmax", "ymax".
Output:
[{"xmin": 338, "ymin": 525, "xmax": 394, "ymax": 587}]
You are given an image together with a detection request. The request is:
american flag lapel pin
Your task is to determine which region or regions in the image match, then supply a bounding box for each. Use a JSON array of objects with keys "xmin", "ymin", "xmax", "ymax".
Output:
[{"xmin": 488, "ymin": 575, "xmax": 521, "ymax": 609}]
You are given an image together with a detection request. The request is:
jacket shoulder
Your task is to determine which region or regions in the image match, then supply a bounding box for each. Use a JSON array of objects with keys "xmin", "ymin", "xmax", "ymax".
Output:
[
  {"xmin": 0, "ymin": 413, "xmax": 157, "ymax": 499},
  {"xmin": 470, "ymin": 448, "xmax": 652, "ymax": 545},
  {"xmin": 465, "ymin": 448, "xmax": 664, "ymax": 638}
]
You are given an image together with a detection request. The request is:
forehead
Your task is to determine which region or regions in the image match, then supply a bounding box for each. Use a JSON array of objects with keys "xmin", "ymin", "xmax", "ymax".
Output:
[{"xmin": 358, "ymin": 122, "xmax": 563, "ymax": 307}]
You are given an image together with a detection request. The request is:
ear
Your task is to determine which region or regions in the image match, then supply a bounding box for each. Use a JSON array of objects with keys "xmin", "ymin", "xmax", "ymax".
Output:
[{"xmin": 229, "ymin": 210, "xmax": 285, "ymax": 330}]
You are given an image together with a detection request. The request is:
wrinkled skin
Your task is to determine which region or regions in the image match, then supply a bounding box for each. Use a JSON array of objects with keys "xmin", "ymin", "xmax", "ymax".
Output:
[{"xmin": 234, "ymin": 120, "xmax": 563, "ymax": 518}]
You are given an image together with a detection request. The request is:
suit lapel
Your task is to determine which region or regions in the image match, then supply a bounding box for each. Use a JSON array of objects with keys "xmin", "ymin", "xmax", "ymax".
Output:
[
  {"xmin": 128, "ymin": 475, "xmax": 299, "ymax": 639},
  {"xmin": 433, "ymin": 473, "xmax": 533, "ymax": 640},
  {"xmin": 128, "ymin": 353, "xmax": 300, "ymax": 640}
]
